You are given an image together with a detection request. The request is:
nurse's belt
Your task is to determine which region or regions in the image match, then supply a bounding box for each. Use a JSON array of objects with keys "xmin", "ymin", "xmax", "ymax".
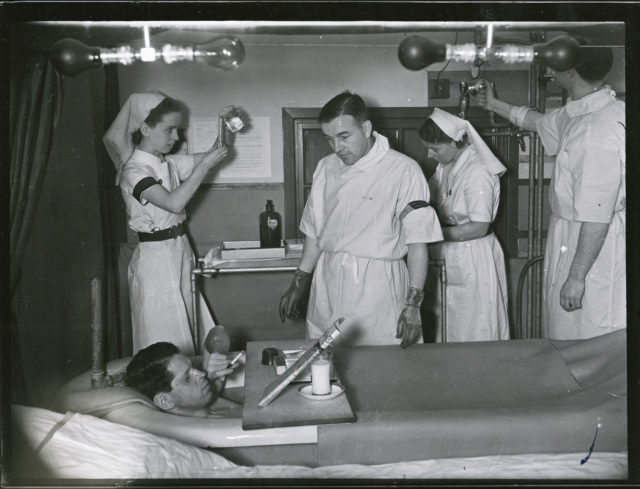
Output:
[
  {"xmin": 103, "ymin": 92, "xmax": 166, "ymax": 185},
  {"xmin": 429, "ymin": 107, "xmax": 506, "ymax": 176}
]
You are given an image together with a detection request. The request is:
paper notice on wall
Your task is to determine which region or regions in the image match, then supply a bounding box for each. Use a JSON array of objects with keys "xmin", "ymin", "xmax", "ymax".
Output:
[{"xmin": 188, "ymin": 116, "xmax": 271, "ymax": 181}]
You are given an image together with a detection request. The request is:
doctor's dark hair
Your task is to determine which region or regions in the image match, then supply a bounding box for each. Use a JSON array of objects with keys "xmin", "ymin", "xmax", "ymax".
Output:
[
  {"xmin": 131, "ymin": 97, "xmax": 183, "ymax": 146},
  {"xmin": 419, "ymin": 117, "xmax": 469, "ymax": 148},
  {"xmin": 318, "ymin": 91, "xmax": 370, "ymax": 125},
  {"xmin": 570, "ymin": 36, "xmax": 614, "ymax": 82},
  {"xmin": 125, "ymin": 342, "xmax": 180, "ymax": 400}
]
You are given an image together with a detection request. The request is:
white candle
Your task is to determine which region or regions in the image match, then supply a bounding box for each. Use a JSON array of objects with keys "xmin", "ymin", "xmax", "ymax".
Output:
[{"xmin": 311, "ymin": 359, "xmax": 331, "ymax": 395}]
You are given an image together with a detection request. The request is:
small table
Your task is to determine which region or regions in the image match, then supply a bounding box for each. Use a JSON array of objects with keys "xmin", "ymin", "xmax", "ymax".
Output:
[{"xmin": 241, "ymin": 339, "xmax": 356, "ymax": 430}]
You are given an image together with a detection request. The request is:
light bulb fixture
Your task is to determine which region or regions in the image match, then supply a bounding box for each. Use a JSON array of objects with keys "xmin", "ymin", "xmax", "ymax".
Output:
[
  {"xmin": 398, "ymin": 34, "xmax": 580, "ymax": 72},
  {"xmin": 51, "ymin": 35, "xmax": 245, "ymax": 76}
]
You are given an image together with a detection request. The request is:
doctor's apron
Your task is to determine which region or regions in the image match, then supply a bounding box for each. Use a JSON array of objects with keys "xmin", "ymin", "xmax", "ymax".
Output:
[
  {"xmin": 300, "ymin": 132, "xmax": 442, "ymax": 346},
  {"xmin": 536, "ymin": 88, "xmax": 626, "ymax": 340},
  {"xmin": 426, "ymin": 146, "xmax": 510, "ymax": 342},
  {"xmin": 120, "ymin": 150, "xmax": 200, "ymax": 355}
]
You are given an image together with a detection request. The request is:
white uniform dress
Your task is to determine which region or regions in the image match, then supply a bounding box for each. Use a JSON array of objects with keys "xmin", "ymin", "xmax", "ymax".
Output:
[
  {"xmin": 300, "ymin": 132, "xmax": 443, "ymax": 346},
  {"xmin": 536, "ymin": 87, "xmax": 626, "ymax": 340},
  {"xmin": 426, "ymin": 145, "xmax": 510, "ymax": 342},
  {"xmin": 120, "ymin": 149, "xmax": 197, "ymax": 355}
]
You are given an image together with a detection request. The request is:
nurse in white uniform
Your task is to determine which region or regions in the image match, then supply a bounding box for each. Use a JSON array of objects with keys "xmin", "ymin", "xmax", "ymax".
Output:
[
  {"xmin": 279, "ymin": 91, "xmax": 443, "ymax": 347},
  {"xmin": 421, "ymin": 108, "xmax": 510, "ymax": 342},
  {"xmin": 104, "ymin": 92, "xmax": 228, "ymax": 355}
]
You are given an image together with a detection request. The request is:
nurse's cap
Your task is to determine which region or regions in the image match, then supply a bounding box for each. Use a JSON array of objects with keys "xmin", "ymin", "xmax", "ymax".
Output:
[
  {"xmin": 104, "ymin": 92, "xmax": 167, "ymax": 185},
  {"xmin": 428, "ymin": 107, "xmax": 506, "ymax": 176}
]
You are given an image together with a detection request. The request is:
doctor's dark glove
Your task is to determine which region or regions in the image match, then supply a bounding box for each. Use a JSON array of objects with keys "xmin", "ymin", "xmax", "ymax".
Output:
[
  {"xmin": 396, "ymin": 287, "xmax": 425, "ymax": 349},
  {"xmin": 279, "ymin": 268, "xmax": 313, "ymax": 322}
]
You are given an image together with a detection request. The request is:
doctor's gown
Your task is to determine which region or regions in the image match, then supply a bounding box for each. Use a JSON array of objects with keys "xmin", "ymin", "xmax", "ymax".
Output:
[{"xmin": 300, "ymin": 132, "xmax": 443, "ymax": 346}]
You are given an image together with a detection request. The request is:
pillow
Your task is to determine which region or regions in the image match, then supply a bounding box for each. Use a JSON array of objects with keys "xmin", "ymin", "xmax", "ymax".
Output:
[{"xmin": 11, "ymin": 405, "xmax": 237, "ymax": 479}]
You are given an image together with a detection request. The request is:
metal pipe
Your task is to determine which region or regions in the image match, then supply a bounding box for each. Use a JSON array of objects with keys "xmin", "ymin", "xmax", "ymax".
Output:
[
  {"xmin": 193, "ymin": 266, "xmax": 298, "ymax": 275},
  {"xmin": 90, "ymin": 278, "xmax": 105, "ymax": 389},
  {"xmin": 533, "ymin": 67, "xmax": 547, "ymax": 338},
  {"xmin": 516, "ymin": 255, "xmax": 544, "ymax": 338},
  {"xmin": 524, "ymin": 65, "xmax": 537, "ymax": 338},
  {"xmin": 190, "ymin": 268, "xmax": 200, "ymax": 354},
  {"xmin": 438, "ymin": 260, "xmax": 447, "ymax": 343}
]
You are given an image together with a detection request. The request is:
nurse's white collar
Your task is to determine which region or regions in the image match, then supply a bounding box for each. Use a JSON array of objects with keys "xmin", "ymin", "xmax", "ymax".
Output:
[
  {"xmin": 130, "ymin": 148, "xmax": 167, "ymax": 166},
  {"xmin": 565, "ymin": 86, "xmax": 616, "ymax": 119}
]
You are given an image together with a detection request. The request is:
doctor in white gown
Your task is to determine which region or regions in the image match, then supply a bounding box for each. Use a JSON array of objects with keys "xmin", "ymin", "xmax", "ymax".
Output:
[
  {"xmin": 279, "ymin": 91, "xmax": 442, "ymax": 347},
  {"xmin": 475, "ymin": 43, "xmax": 625, "ymax": 340}
]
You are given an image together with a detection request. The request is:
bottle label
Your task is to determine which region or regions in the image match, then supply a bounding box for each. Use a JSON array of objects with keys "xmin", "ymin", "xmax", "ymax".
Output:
[{"xmin": 267, "ymin": 218, "xmax": 279, "ymax": 230}]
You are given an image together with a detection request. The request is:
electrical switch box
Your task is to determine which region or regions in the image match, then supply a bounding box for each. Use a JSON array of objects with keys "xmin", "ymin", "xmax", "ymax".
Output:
[{"xmin": 429, "ymin": 78, "xmax": 450, "ymax": 99}]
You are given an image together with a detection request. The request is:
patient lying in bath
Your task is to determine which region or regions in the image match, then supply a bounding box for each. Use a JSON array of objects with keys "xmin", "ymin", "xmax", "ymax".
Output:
[{"xmin": 125, "ymin": 342, "xmax": 244, "ymax": 418}]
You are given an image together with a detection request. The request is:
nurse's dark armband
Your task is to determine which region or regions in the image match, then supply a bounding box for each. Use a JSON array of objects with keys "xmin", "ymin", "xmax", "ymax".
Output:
[
  {"xmin": 399, "ymin": 200, "xmax": 430, "ymax": 221},
  {"xmin": 133, "ymin": 177, "xmax": 163, "ymax": 204}
]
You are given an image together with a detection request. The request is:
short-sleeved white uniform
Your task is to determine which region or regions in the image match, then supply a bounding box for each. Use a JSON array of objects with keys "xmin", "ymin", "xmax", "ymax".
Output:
[
  {"xmin": 426, "ymin": 146, "xmax": 510, "ymax": 342},
  {"xmin": 535, "ymin": 88, "xmax": 626, "ymax": 340},
  {"xmin": 300, "ymin": 132, "xmax": 443, "ymax": 345},
  {"xmin": 120, "ymin": 149, "xmax": 197, "ymax": 354}
]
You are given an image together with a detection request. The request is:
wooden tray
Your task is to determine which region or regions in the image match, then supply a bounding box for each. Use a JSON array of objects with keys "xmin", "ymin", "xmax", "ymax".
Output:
[{"xmin": 220, "ymin": 240, "xmax": 285, "ymax": 260}]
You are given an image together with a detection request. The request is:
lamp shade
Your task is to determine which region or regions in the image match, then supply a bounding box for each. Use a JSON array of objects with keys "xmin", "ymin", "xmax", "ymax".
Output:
[
  {"xmin": 192, "ymin": 37, "xmax": 245, "ymax": 70},
  {"xmin": 51, "ymin": 38, "xmax": 103, "ymax": 76},
  {"xmin": 533, "ymin": 36, "xmax": 580, "ymax": 71},
  {"xmin": 398, "ymin": 35, "xmax": 447, "ymax": 70}
]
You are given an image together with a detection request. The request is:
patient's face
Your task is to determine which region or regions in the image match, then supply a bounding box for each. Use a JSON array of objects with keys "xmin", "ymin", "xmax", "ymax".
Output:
[{"xmin": 166, "ymin": 354, "xmax": 214, "ymax": 409}]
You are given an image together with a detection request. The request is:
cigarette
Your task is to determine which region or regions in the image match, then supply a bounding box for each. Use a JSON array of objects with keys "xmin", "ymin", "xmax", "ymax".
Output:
[{"xmin": 226, "ymin": 351, "xmax": 244, "ymax": 369}]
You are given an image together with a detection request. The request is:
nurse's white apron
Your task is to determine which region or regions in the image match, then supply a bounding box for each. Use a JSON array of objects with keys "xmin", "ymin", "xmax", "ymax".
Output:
[{"xmin": 129, "ymin": 235, "xmax": 196, "ymax": 355}]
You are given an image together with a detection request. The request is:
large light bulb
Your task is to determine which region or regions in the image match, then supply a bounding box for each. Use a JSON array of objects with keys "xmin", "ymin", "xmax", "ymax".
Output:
[
  {"xmin": 192, "ymin": 37, "xmax": 245, "ymax": 70},
  {"xmin": 51, "ymin": 38, "xmax": 104, "ymax": 76},
  {"xmin": 398, "ymin": 35, "xmax": 447, "ymax": 71},
  {"xmin": 532, "ymin": 36, "xmax": 580, "ymax": 72}
]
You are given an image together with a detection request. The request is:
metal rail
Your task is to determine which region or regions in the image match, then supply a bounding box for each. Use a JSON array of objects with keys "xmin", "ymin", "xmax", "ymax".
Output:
[
  {"xmin": 516, "ymin": 255, "xmax": 544, "ymax": 339},
  {"xmin": 190, "ymin": 263, "xmax": 298, "ymax": 354}
]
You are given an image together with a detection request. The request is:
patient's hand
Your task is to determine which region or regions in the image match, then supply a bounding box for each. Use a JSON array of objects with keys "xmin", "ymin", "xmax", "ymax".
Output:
[{"xmin": 205, "ymin": 351, "xmax": 237, "ymax": 381}]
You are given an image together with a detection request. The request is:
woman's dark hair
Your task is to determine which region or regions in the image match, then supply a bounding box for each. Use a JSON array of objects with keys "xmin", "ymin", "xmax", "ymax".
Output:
[
  {"xmin": 318, "ymin": 91, "xmax": 369, "ymax": 125},
  {"xmin": 419, "ymin": 117, "xmax": 468, "ymax": 148},
  {"xmin": 125, "ymin": 342, "xmax": 179, "ymax": 400},
  {"xmin": 132, "ymin": 97, "xmax": 183, "ymax": 146}
]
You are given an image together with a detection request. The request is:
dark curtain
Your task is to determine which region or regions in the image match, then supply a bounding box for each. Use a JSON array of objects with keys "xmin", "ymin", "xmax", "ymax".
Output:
[
  {"xmin": 91, "ymin": 65, "xmax": 125, "ymax": 360},
  {"xmin": 9, "ymin": 54, "xmax": 64, "ymax": 402}
]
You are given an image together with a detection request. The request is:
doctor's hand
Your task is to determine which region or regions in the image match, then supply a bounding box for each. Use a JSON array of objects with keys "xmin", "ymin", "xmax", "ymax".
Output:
[
  {"xmin": 473, "ymin": 79, "xmax": 496, "ymax": 111},
  {"xmin": 560, "ymin": 276, "xmax": 585, "ymax": 312},
  {"xmin": 279, "ymin": 268, "xmax": 313, "ymax": 322},
  {"xmin": 396, "ymin": 304, "xmax": 422, "ymax": 349}
]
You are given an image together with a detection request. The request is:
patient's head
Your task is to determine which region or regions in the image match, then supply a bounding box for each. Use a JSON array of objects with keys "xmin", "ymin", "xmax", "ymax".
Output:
[{"xmin": 125, "ymin": 342, "xmax": 215, "ymax": 415}]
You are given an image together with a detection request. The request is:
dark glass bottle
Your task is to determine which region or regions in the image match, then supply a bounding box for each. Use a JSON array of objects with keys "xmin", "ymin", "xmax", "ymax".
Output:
[{"xmin": 259, "ymin": 200, "xmax": 282, "ymax": 248}]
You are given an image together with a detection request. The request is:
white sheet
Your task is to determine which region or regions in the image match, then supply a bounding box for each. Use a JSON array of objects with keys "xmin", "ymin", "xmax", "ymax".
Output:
[{"xmin": 11, "ymin": 405, "xmax": 628, "ymax": 480}]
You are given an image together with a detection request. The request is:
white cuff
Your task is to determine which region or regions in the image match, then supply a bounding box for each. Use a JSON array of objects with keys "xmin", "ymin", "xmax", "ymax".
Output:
[{"xmin": 509, "ymin": 106, "xmax": 530, "ymax": 127}]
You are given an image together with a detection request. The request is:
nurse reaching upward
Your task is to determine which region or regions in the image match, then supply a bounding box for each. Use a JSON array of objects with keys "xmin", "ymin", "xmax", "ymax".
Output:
[
  {"xmin": 279, "ymin": 91, "xmax": 443, "ymax": 348},
  {"xmin": 104, "ymin": 92, "xmax": 228, "ymax": 355},
  {"xmin": 420, "ymin": 108, "xmax": 510, "ymax": 342}
]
